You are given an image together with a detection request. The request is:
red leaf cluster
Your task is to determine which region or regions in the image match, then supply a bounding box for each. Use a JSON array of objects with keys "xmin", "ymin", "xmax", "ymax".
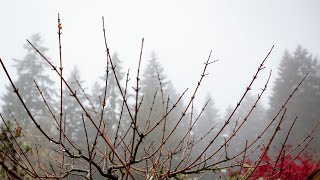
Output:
[{"xmin": 229, "ymin": 152, "xmax": 320, "ymax": 179}]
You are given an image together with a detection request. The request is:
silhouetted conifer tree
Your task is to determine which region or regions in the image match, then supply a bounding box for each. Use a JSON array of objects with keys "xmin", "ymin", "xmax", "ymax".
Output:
[
  {"xmin": 268, "ymin": 46, "xmax": 320, "ymax": 151},
  {"xmin": 137, "ymin": 52, "xmax": 186, "ymax": 159},
  {"xmin": 62, "ymin": 66, "xmax": 86, "ymax": 143},
  {"xmin": 193, "ymin": 93, "xmax": 220, "ymax": 156},
  {"xmin": 90, "ymin": 53, "xmax": 129, "ymax": 141},
  {"xmin": 1, "ymin": 34, "xmax": 56, "ymax": 133}
]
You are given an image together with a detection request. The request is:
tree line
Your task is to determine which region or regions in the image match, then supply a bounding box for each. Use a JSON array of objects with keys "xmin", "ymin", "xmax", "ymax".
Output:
[{"xmin": 0, "ymin": 33, "xmax": 319, "ymax": 179}]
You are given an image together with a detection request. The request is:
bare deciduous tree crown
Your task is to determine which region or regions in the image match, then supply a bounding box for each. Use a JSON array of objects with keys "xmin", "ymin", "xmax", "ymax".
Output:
[{"xmin": 0, "ymin": 14, "xmax": 318, "ymax": 179}]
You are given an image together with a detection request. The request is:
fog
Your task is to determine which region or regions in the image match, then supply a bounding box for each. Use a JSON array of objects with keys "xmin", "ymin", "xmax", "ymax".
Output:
[
  {"xmin": 1, "ymin": 1, "xmax": 320, "ymax": 179},
  {"xmin": 1, "ymin": 0, "xmax": 320, "ymax": 112}
]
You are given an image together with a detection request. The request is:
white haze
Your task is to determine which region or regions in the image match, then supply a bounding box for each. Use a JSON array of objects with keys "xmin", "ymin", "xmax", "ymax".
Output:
[{"xmin": 1, "ymin": 0, "xmax": 320, "ymax": 113}]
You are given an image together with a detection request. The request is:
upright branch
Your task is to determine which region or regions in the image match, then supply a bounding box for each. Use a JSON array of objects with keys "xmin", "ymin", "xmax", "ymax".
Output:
[
  {"xmin": 131, "ymin": 38, "xmax": 144, "ymax": 162},
  {"xmin": 101, "ymin": 17, "xmax": 138, "ymax": 136},
  {"xmin": 57, "ymin": 13, "xmax": 63, "ymax": 143},
  {"xmin": 271, "ymin": 116, "xmax": 297, "ymax": 175}
]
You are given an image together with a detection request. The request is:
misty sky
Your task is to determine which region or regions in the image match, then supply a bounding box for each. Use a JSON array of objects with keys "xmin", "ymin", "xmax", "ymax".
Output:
[{"xmin": 1, "ymin": 0, "xmax": 320, "ymax": 113}]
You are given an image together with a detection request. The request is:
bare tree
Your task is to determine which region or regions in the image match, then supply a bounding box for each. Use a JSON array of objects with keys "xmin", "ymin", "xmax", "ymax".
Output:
[{"xmin": 0, "ymin": 14, "xmax": 318, "ymax": 179}]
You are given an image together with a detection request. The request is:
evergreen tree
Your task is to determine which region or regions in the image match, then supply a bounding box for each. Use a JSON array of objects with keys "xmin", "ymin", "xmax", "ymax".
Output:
[
  {"xmin": 267, "ymin": 46, "xmax": 320, "ymax": 151},
  {"xmin": 90, "ymin": 53, "xmax": 128, "ymax": 141},
  {"xmin": 137, "ymin": 52, "xmax": 186, "ymax": 155},
  {"xmin": 62, "ymin": 66, "xmax": 85, "ymax": 143},
  {"xmin": 222, "ymin": 105, "xmax": 238, "ymax": 142},
  {"xmin": 137, "ymin": 52, "xmax": 166, "ymax": 140},
  {"xmin": 192, "ymin": 93, "xmax": 220, "ymax": 156},
  {"xmin": 90, "ymin": 81, "xmax": 102, "ymax": 110},
  {"xmin": 1, "ymin": 34, "xmax": 56, "ymax": 133},
  {"xmin": 229, "ymin": 92, "xmax": 266, "ymax": 154},
  {"xmin": 105, "ymin": 53, "xmax": 126, "ymax": 137}
]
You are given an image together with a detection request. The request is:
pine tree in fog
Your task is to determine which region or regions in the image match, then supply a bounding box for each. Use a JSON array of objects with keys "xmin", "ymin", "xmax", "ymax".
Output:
[
  {"xmin": 268, "ymin": 46, "xmax": 320, "ymax": 151},
  {"xmin": 192, "ymin": 93, "xmax": 220, "ymax": 155},
  {"xmin": 229, "ymin": 92, "xmax": 266, "ymax": 153},
  {"xmin": 137, "ymin": 52, "xmax": 186, "ymax": 152},
  {"xmin": 62, "ymin": 66, "xmax": 85, "ymax": 143},
  {"xmin": 1, "ymin": 34, "xmax": 56, "ymax": 132},
  {"xmin": 90, "ymin": 53, "xmax": 128, "ymax": 140}
]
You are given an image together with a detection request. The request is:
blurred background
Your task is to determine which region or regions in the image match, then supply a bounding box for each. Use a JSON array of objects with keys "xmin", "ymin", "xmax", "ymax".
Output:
[
  {"xmin": 1, "ymin": 1, "xmax": 320, "ymax": 178},
  {"xmin": 1, "ymin": 0, "xmax": 319, "ymax": 112}
]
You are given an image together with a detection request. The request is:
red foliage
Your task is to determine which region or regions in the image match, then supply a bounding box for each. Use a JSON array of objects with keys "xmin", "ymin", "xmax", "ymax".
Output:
[{"xmin": 228, "ymin": 152, "xmax": 320, "ymax": 179}]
